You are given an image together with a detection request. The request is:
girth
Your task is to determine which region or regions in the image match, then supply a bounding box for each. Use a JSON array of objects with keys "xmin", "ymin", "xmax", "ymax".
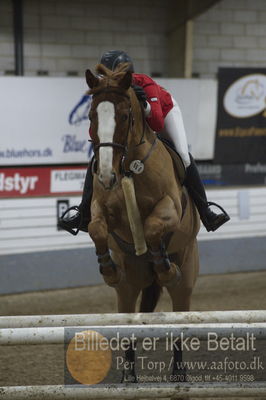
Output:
[{"xmin": 110, "ymin": 231, "xmax": 174, "ymax": 257}]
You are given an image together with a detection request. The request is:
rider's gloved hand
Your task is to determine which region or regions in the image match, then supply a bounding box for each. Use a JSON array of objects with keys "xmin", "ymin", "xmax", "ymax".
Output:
[
  {"xmin": 132, "ymin": 85, "xmax": 151, "ymax": 116},
  {"xmin": 132, "ymin": 85, "xmax": 147, "ymax": 104}
]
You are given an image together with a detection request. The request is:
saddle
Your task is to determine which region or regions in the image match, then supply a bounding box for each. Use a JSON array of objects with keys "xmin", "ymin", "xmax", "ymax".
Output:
[{"xmin": 157, "ymin": 135, "xmax": 186, "ymax": 185}]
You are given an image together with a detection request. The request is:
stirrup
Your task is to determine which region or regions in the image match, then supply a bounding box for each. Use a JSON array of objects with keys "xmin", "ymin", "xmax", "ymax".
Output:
[
  {"xmin": 207, "ymin": 201, "xmax": 230, "ymax": 217},
  {"xmin": 57, "ymin": 205, "xmax": 83, "ymax": 236},
  {"xmin": 205, "ymin": 201, "xmax": 230, "ymax": 232}
]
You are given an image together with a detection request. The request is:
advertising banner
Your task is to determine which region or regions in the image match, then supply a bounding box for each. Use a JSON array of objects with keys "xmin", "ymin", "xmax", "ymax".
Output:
[
  {"xmin": 0, "ymin": 76, "xmax": 217, "ymax": 166},
  {"xmin": 0, "ymin": 166, "xmax": 87, "ymax": 198},
  {"xmin": 0, "ymin": 77, "xmax": 93, "ymax": 166},
  {"xmin": 215, "ymin": 68, "xmax": 266, "ymax": 164},
  {"xmin": 197, "ymin": 162, "xmax": 266, "ymax": 186}
]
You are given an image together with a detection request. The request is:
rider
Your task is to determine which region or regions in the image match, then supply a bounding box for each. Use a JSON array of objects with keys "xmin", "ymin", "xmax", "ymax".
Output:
[{"xmin": 58, "ymin": 50, "xmax": 230, "ymax": 235}]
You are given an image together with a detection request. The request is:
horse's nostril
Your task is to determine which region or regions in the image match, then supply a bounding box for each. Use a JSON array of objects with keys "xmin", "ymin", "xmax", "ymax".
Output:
[{"xmin": 98, "ymin": 172, "xmax": 117, "ymax": 189}]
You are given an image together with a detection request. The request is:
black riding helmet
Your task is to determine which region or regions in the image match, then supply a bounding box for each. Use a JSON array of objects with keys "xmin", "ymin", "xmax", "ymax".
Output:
[
  {"xmin": 100, "ymin": 50, "xmax": 134, "ymax": 72},
  {"xmin": 100, "ymin": 50, "xmax": 146, "ymax": 106}
]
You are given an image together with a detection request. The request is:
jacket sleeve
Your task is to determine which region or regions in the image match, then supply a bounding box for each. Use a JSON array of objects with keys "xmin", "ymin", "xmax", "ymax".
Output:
[{"xmin": 143, "ymin": 82, "xmax": 164, "ymax": 132}]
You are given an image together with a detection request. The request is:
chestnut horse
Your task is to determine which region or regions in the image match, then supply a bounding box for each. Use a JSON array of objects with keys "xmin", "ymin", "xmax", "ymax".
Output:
[
  {"xmin": 86, "ymin": 63, "xmax": 200, "ymax": 383},
  {"xmin": 86, "ymin": 63, "xmax": 200, "ymax": 316}
]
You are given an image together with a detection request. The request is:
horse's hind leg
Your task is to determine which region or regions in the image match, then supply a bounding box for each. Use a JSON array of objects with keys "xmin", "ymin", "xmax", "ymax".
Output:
[
  {"xmin": 115, "ymin": 283, "xmax": 140, "ymax": 314},
  {"xmin": 144, "ymin": 195, "xmax": 182, "ymax": 287},
  {"xmin": 115, "ymin": 281, "xmax": 140, "ymax": 383},
  {"xmin": 167, "ymin": 240, "xmax": 199, "ymax": 397},
  {"xmin": 167, "ymin": 240, "xmax": 199, "ymax": 312}
]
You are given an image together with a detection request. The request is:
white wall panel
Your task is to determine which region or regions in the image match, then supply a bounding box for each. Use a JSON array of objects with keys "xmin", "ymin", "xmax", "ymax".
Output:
[
  {"xmin": 0, "ymin": 188, "xmax": 265, "ymax": 256},
  {"xmin": 0, "ymin": 76, "xmax": 218, "ymax": 164},
  {"xmin": 157, "ymin": 78, "xmax": 217, "ymax": 159}
]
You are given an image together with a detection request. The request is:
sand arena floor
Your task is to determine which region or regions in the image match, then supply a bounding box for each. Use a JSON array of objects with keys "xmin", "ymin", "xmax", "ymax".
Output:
[{"xmin": 0, "ymin": 270, "xmax": 265, "ymax": 399}]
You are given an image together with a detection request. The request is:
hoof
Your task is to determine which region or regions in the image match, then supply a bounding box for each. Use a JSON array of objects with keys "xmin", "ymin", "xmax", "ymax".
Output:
[
  {"xmin": 156, "ymin": 263, "xmax": 181, "ymax": 288},
  {"xmin": 101, "ymin": 265, "xmax": 123, "ymax": 287},
  {"xmin": 98, "ymin": 252, "xmax": 123, "ymax": 287}
]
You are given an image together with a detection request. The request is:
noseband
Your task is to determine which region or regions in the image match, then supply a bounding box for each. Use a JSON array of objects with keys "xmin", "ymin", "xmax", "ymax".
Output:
[{"xmin": 90, "ymin": 86, "xmax": 157, "ymax": 177}]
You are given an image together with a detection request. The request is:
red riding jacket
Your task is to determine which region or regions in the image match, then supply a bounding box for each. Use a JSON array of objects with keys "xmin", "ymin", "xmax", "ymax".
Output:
[
  {"xmin": 133, "ymin": 73, "xmax": 173, "ymax": 132},
  {"xmin": 88, "ymin": 73, "xmax": 173, "ymax": 136}
]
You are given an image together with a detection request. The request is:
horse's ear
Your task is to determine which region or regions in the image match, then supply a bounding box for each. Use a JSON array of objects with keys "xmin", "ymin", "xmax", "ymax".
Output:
[
  {"xmin": 85, "ymin": 69, "xmax": 99, "ymax": 89},
  {"xmin": 119, "ymin": 70, "xmax": 132, "ymax": 90}
]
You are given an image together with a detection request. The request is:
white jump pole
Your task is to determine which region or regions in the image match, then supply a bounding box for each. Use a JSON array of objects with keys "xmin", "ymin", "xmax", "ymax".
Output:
[
  {"xmin": 0, "ymin": 311, "xmax": 265, "ymax": 398},
  {"xmin": 0, "ymin": 310, "xmax": 265, "ymax": 329},
  {"xmin": 0, "ymin": 322, "xmax": 266, "ymax": 345},
  {"xmin": 0, "ymin": 383, "xmax": 266, "ymax": 399}
]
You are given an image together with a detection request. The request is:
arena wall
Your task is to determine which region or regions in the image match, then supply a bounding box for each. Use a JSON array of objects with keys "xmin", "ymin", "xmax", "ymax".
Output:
[
  {"xmin": 193, "ymin": 0, "xmax": 266, "ymax": 78},
  {"xmin": 0, "ymin": 0, "xmax": 172, "ymax": 77},
  {"xmin": 0, "ymin": 187, "xmax": 265, "ymax": 294},
  {"xmin": 1, "ymin": 0, "xmax": 266, "ymax": 78},
  {"xmin": 0, "ymin": 0, "xmax": 265, "ymax": 294}
]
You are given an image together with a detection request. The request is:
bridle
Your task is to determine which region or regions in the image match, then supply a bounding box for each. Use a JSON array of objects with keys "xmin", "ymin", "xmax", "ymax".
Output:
[{"xmin": 90, "ymin": 86, "xmax": 157, "ymax": 177}]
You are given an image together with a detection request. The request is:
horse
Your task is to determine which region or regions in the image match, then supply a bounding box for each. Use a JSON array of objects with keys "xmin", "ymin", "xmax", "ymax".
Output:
[{"xmin": 86, "ymin": 63, "xmax": 200, "ymax": 382}]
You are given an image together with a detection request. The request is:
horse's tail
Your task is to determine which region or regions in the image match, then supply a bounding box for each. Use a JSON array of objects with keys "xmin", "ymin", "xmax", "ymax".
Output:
[{"xmin": 139, "ymin": 281, "xmax": 162, "ymax": 313}]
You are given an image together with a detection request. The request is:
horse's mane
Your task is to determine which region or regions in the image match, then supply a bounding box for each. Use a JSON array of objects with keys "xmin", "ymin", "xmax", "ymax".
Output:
[
  {"xmin": 95, "ymin": 62, "xmax": 130, "ymax": 79},
  {"xmin": 94, "ymin": 63, "xmax": 131, "ymax": 87},
  {"xmin": 88, "ymin": 62, "xmax": 132, "ymax": 96}
]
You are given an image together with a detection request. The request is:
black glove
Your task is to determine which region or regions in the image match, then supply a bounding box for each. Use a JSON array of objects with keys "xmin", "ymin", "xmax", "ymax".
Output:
[{"xmin": 132, "ymin": 85, "xmax": 147, "ymax": 104}]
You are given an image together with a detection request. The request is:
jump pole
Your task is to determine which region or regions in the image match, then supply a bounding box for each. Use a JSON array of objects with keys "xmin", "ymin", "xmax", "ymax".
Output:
[
  {"xmin": 0, "ymin": 322, "xmax": 266, "ymax": 345},
  {"xmin": 0, "ymin": 311, "xmax": 266, "ymax": 399},
  {"xmin": 0, "ymin": 310, "xmax": 265, "ymax": 328},
  {"xmin": 0, "ymin": 383, "xmax": 266, "ymax": 399}
]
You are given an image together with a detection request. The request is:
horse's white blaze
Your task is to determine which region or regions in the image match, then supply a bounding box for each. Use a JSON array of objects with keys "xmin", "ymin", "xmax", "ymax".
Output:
[{"xmin": 96, "ymin": 101, "xmax": 116, "ymax": 185}]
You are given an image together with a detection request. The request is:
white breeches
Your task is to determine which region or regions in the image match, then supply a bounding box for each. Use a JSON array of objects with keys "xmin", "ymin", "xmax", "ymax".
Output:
[{"xmin": 160, "ymin": 97, "xmax": 191, "ymax": 168}]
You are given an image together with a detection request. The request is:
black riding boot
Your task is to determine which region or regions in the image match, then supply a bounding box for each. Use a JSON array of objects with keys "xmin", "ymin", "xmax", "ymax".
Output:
[
  {"xmin": 57, "ymin": 163, "xmax": 93, "ymax": 235},
  {"xmin": 185, "ymin": 154, "xmax": 230, "ymax": 232}
]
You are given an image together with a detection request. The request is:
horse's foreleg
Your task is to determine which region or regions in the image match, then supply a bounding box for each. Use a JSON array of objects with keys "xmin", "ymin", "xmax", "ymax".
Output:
[
  {"xmin": 144, "ymin": 195, "xmax": 181, "ymax": 287},
  {"xmin": 88, "ymin": 200, "xmax": 121, "ymax": 286}
]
